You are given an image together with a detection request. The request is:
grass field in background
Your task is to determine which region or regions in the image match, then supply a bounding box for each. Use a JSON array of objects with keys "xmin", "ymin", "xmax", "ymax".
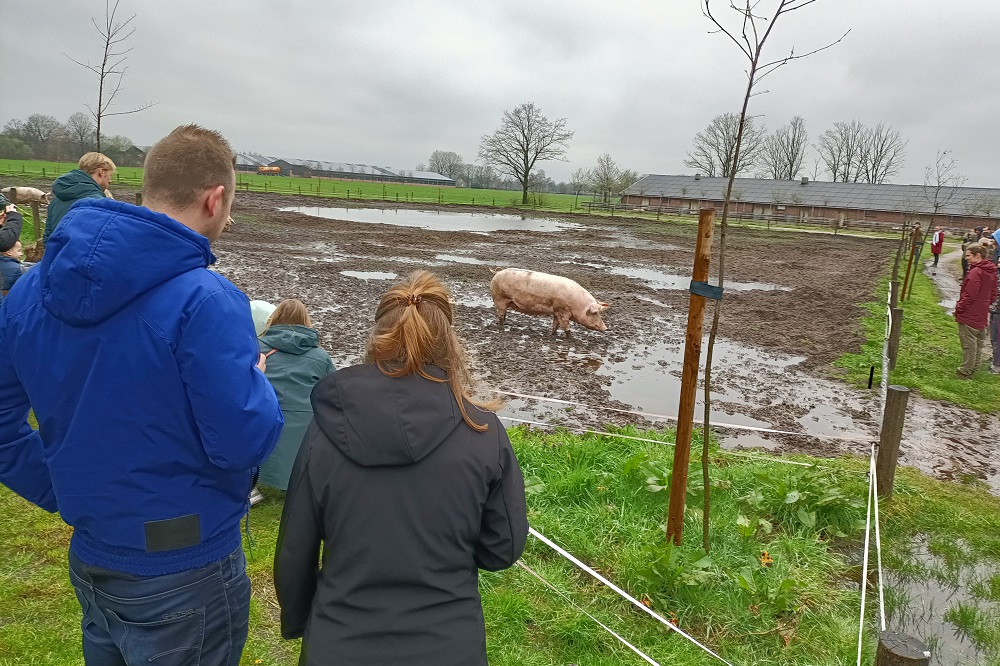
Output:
[{"xmin": 0, "ymin": 158, "xmax": 595, "ymax": 212}]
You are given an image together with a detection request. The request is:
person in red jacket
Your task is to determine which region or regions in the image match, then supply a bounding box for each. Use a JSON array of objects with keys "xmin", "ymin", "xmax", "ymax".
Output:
[
  {"xmin": 930, "ymin": 226, "xmax": 944, "ymax": 274},
  {"xmin": 956, "ymin": 243, "xmax": 999, "ymax": 378}
]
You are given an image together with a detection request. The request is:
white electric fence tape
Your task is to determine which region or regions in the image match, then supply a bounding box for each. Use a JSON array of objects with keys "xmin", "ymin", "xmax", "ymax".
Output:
[
  {"xmin": 857, "ymin": 449, "xmax": 877, "ymax": 666},
  {"xmin": 516, "ymin": 560, "xmax": 662, "ymax": 666},
  {"xmin": 528, "ymin": 527, "xmax": 738, "ymax": 666}
]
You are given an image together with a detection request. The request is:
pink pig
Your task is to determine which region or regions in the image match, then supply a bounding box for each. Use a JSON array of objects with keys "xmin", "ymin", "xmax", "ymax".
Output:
[{"xmin": 490, "ymin": 268, "xmax": 609, "ymax": 336}]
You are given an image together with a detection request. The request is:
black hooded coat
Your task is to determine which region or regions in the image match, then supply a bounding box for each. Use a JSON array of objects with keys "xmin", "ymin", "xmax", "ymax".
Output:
[{"xmin": 274, "ymin": 363, "xmax": 528, "ymax": 665}]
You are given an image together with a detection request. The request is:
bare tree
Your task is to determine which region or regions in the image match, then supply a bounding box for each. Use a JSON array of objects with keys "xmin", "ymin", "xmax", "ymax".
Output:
[
  {"xmin": 759, "ymin": 115, "xmax": 808, "ymax": 180},
  {"xmin": 817, "ymin": 120, "xmax": 907, "ymax": 184},
  {"xmin": 684, "ymin": 112, "xmax": 766, "ymax": 177},
  {"xmin": 66, "ymin": 112, "xmax": 96, "ymax": 156},
  {"xmin": 923, "ymin": 149, "xmax": 967, "ymax": 217},
  {"xmin": 859, "ymin": 122, "xmax": 907, "ymax": 184},
  {"xmin": 590, "ymin": 153, "xmax": 639, "ymax": 203},
  {"xmin": 671, "ymin": 0, "xmax": 847, "ymax": 553},
  {"xmin": 816, "ymin": 120, "xmax": 866, "ymax": 182},
  {"xmin": 478, "ymin": 102, "xmax": 574, "ymax": 205},
  {"xmin": 64, "ymin": 0, "xmax": 155, "ymax": 151},
  {"xmin": 427, "ymin": 150, "xmax": 465, "ymax": 180},
  {"xmin": 569, "ymin": 167, "xmax": 592, "ymax": 208},
  {"xmin": 12, "ymin": 114, "xmax": 67, "ymax": 159}
]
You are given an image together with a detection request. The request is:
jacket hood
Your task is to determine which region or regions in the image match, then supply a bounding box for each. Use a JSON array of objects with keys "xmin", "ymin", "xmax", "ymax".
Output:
[
  {"xmin": 52, "ymin": 169, "xmax": 104, "ymax": 201},
  {"xmin": 971, "ymin": 259, "xmax": 998, "ymax": 279},
  {"xmin": 40, "ymin": 198, "xmax": 215, "ymax": 325},
  {"xmin": 311, "ymin": 364, "xmax": 464, "ymax": 467},
  {"xmin": 260, "ymin": 324, "xmax": 320, "ymax": 355}
]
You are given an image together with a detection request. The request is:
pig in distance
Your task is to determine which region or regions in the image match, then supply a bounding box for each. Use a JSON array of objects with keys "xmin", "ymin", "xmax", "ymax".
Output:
[{"xmin": 490, "ymin": 268, "xmax": 609, "ymax": 336}]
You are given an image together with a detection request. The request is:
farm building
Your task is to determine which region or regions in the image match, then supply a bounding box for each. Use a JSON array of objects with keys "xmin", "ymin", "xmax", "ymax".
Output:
[
  {"xmin": 235, "ymin": 153, "xmax": 280, "ymax": 174},
  {"xmin": 267, "ymin": 158, "xmax": 455, "ymax": 186},
  {"xmin": 621, "ymin": 174, "xmax": 1000, "ymax": 231}
]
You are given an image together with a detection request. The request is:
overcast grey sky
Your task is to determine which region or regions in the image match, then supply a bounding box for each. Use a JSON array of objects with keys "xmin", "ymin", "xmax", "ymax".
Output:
[{"xmin": 3, "ymin": 0, "xmax": 998, "ymax": 186}]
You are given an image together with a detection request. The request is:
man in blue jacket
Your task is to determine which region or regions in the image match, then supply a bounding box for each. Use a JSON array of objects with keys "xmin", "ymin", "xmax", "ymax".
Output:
[{"xmin": 0, "ymin": 125, "xmax": 284, "ymax": 665}]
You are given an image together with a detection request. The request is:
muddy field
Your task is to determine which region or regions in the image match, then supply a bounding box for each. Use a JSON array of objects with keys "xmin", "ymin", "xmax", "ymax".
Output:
[
  {"xmin": 13, "ymin": 178, "xmax": 997, "ymax": 489},
  {"xmin": 147, "ymin": 189, "xmax": 992, "ymax": 491}
]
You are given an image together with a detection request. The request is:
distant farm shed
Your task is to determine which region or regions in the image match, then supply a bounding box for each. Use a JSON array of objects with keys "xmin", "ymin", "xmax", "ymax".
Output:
[
  {"xmin": 267, "ymin": 158, "xmax": 455, "ymax": 186},
  {"xmin": 622, "ymin": 174, "xmax": 1000, "ymax": 230}
]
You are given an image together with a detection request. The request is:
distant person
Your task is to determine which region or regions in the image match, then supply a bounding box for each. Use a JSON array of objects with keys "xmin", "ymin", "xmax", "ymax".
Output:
[
  {"xmin": 275, "ymin": 270, "xmax": 527, "ymax": 666},
  {"xmin": 1, "ymin": 239, "xmax": 24, "ymax": 297},
  {"xmin": 43, "ymin": 151, "xmax": 115, "ymax": 244},
  {"xmin": 0, "ymin": 125, "xmax": 284, "ymax": 665},
  {"xmin": 962, "ymin": 228, "xmax": 980, "ymax": 278},
  {"xmin": 990, "ymin": 294, "xmax": 1000, "ymax": 375},
  {"xmin": 255, "ymin": 298, "xmax": 335, "ymax": 496},
  {"xmin": 0, "ymin": 199, "xmax": 23, "ymax": 253},
  {"xmin": 930, "ymin": 226, "xmax": 944, "ymax": 274},
  {"xmin": 956, "ymin": 243, "xmax": 998, "ymax": 379}
]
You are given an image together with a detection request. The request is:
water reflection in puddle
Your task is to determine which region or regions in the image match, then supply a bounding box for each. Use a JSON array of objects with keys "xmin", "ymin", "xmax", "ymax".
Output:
[
  {"xmin": 609, "ymin": 266, "xmax": 791, "ymax": 292},
  {"xmin": 436, "ymin": 254, "xmax": 492, "ymax": 265},
  {"xmin": 281, "ymin": 207, "xmax": 581, "ymax": 233},
  {"xmin": 595, "ymin": 339, "xmax": 805, "ymax": 429},
  {"xmin": 886, "ymin": 536, "xmax": 994, "ymax": 666},
  {"xmin": 340, "ymin": 270, "xmax": 397, "ymax": 280}
]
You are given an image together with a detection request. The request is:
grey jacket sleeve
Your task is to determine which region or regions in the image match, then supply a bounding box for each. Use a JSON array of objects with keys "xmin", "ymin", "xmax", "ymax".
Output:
[
  {"xmin": 0, "ymin": 211, "xmax": 24, "ymax": 253},
  {"xmin": 274, "ymin": 432, "xmax": 323, "ymax": 640},
  {"xmin": 474, "ymin": 424, "xmax": 528, "ymax": 571}
]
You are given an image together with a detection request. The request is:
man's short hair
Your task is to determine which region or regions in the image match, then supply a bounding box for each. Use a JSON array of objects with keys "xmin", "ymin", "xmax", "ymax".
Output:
[
  {"xmin": 78, "ymin": 152, "xmax": 116, "ymax": 175},
  {"xmin": 967, "ymin": 243, "xmax": 990, "ymax": 259},
  {"xmin": 142, "ymin": 125, "xmax": 235, "ymax": 210}
]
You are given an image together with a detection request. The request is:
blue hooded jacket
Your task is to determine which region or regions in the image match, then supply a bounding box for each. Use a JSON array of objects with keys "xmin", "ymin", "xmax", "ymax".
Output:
[{"xmin": 0, "ymin": 198, "xmax": 283, "ymax": 575}]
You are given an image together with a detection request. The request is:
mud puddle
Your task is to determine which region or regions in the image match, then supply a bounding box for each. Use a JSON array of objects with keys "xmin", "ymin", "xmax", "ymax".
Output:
[
  {"xmin": 340, "ymin": 270, "xmax": 397, "ymax": 281},
  {"xmin": 280, "ymin": 206, "xmax": 582, "ymax": 233},
  {"xmin": 885, "ymin": 536, "xmax": 998, "ymax": 666},
  {"xmin": 608, "ymin": 266, "xmax": 792, "ymax": 292}
]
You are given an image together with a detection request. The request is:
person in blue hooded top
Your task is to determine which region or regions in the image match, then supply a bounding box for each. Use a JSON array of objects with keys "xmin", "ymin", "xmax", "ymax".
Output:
[
  {"xmin": 256, "ymin": 298, "xmax": 335, "ymax": 495},
  {"xmin": 0, "ymin": 124, "xmax": 284, "ymax": 666},
  {"xmin": 42, "ymin": 151, "xmax": 115, "ymax": 244}
]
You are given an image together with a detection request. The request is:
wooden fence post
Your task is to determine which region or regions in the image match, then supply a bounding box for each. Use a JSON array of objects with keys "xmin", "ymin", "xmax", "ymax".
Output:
[
  {"xmin": 135, "ymin": 193, "xmax": 143, "ymax": 206},
  {"xmin": 29, "ymin": 201, "xmax": 42, "ymax": 241},
  {"xmin": 876, "ymin": 385, "xmax": 910, "ymax": 500},
  {"xmin": 875, "ymin": 631, "xmax": 930, "ymax": 665},
  {"xmin": 889, "ymin": 280, "xmax": 899, "ymax": 310},
  {"xmin": 887, "ymin": 308, "xmax": 903, "ymax": 370},
  {"xmin": 666, "ymin": 208, "xmax": 716, "ymax": 544}
]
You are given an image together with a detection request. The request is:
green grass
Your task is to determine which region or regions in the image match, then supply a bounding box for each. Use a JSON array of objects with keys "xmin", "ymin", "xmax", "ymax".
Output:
[
  {"xmin": 835, "ymin": 268, "xmax": 1000, "ymax": 412},
  {"xmin": 0, "ymin": 158, "xmax": 596, "ymax": 213},
  {"xmin": 14, "ymin": 424, "xmax": 1000, "ymax": 665}
]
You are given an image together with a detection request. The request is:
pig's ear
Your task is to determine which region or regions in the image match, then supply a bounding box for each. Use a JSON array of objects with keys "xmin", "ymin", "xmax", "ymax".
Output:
[{"xmin": 599, "ymin": 302, "xmax": 610, "ymax": 310}]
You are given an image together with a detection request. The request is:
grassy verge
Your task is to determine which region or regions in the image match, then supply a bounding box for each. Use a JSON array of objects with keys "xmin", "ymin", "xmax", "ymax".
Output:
[
  {"xmin": 835, "ymin": 268, "xmax": 1000, "ymax": 412},
  {"xmin": 6, "ymin": 425, "xmax": 1000, "ymax": 664}
]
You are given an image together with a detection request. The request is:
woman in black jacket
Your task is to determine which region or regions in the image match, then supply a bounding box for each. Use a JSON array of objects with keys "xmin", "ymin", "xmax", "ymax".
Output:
[{"xmin": 274, "ymin": 270, "xmax": 528, "ymax": 666}]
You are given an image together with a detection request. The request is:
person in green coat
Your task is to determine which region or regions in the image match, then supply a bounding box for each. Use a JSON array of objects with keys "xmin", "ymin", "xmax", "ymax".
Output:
[
  {"xmin": 43, "ymin": 152, "xmax": 115, "ymax": 244},
  {"xmin": 257, "ymin": 299, "xmax": 335, "ymax": 493}
]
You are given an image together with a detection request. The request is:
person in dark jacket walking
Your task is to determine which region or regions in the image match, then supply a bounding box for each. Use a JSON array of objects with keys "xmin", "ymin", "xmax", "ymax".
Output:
[
  {"xmin": 956, "ymin": 243, "xmax": 999, "ymax": 378},
  {"xmin": 274, "ymin": 270, "xmax": 528, "ymax": 666},
  {"xmin": 0, "ymin": 126, "xmax": 284, "ymax": 666},
  {"xmin": 42, "ymin": 151, "xmax": 115, "ymax": 244},
  {"xmin": 257, "ymin": 299, "xmax": 335, "ymax": 494}
]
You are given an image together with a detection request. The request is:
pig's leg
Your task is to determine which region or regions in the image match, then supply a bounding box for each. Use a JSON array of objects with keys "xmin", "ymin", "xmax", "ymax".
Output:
[
  {"xmin": 494, "ymin": 299, "xmax": 508, "ymax": 327},
  {"xmin": 554, "ymin": 311, "xmax": 572, "ymax": 337}
]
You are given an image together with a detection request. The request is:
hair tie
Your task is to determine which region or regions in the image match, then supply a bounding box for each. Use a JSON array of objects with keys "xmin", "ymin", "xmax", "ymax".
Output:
[{"xmin": 407, "ymin": 294, "xmax": 422, "ymax": 307}]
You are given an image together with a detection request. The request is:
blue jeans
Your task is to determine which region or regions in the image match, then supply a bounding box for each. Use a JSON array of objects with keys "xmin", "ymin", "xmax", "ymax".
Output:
[{"xmin": 68, "ymin": 548, "xmax": 251, "ymax": 666}]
